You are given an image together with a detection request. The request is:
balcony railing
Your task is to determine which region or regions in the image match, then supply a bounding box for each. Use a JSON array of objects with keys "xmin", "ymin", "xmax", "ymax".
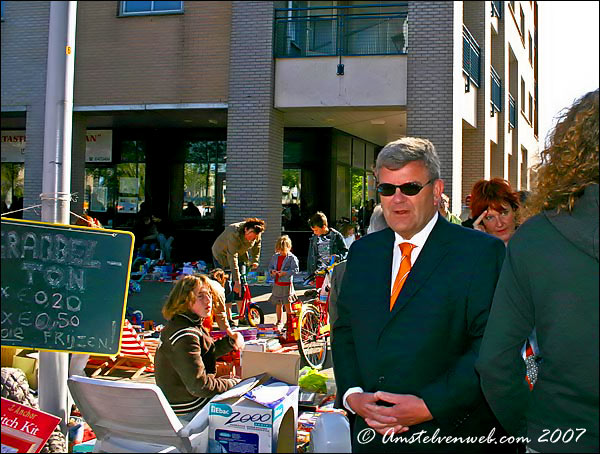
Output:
[
  {"xmin": 491, "ymin": 66, "xmax": 502, "ymax": 115},
  {"xmin": 509, "ymin": 93, "xmax": 516, "ymax": 129},
  {"xmin": 274, "ymin": 3, "xmax": 408, "ymax": 58},
  {"xmin": 491, "ymin": 1, "xmax": 502, "ymax": 18},
  {"xmin": 463, "ymin": 26, "xmax": 480, "ymax": 88}
]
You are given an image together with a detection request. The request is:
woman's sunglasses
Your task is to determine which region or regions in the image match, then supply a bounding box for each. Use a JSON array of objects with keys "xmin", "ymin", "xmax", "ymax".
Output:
[{"xmin": 376, "ymin": 179, "xmax": 434, "ymax": 197}]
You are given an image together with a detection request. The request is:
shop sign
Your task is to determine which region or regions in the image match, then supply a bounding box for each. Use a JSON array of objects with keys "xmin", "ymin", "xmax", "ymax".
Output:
[
  {"xmin": 1, "ymin": 397, "xmax": 62, "ymax": 453},
  {"xmin": 0, "ymin": 130, "xmax": 113, "ymax": 163},
  {"xmin": 1, "ymin": 131, "xmax": 26, "ymax": 163},
  {"xmin": 0, "ymin": 218, "xmax": 134, "ymax": 355},
  {"xmin": 85, "ymin": 130, "xmax": 112, "ymax": 163}
]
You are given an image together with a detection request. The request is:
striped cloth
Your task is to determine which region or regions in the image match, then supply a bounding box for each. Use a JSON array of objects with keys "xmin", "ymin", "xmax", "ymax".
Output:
[{"xmin": 119, "ymin": 320, "xmax": 154, "ymax": 373}]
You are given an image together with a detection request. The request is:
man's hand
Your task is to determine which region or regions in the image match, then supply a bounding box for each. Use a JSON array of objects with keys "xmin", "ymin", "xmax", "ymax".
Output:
[
  {"xmin": 347, "ymin": 392, "xmax": 409, "ymax": 436},
  {"xmin": 373, "ymin": 392, "xmax": 433, "ymax": 427},
  {"xmin": 250, "ymin": 262, "xmax": 259, "ymax": 270}
]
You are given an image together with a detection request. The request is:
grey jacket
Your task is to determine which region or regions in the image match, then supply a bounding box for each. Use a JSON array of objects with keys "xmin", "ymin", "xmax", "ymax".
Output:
[
  {"xmin": 267, "ymin": 252, "xmax": 299, "ymax": 284},
  {"xmin": 211, "ymin": 222, "xmax": 262, "ymax": 284},
  {"xmin": 307, "ymin": 227, "xmax": 348, "ymax": 274}
]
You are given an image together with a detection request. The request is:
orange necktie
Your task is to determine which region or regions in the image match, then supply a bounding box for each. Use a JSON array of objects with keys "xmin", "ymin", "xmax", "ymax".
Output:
[{"xmin": 390, "ymin": 242, "xmax": 416, "ymax": 310}]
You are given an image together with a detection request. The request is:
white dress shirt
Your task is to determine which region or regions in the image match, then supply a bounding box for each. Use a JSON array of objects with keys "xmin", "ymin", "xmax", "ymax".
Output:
[{"xmin": 342, "ymin": 212, "xmax": 439, "ymax": 413}]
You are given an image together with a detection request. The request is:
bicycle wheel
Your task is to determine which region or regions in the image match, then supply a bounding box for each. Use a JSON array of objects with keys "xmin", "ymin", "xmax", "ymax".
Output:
[
  {"xmin": 247, "ymin": 304, "xmax": 264, "ymax": 327},
  {"xmin": 297, "ymin": 305, "xmax": 328, "ymax": 369}
]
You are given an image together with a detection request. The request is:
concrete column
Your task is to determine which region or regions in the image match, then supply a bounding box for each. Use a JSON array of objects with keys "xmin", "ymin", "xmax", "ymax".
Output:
[
  {"xmin": 406, "ymin": 1, "xmax": 462, "ymax": 206},
  {"xmin": 226, "ymin": 2, "xmax": 284, "ymax": 270},
  {"xmin": 462, "ymin": 1, "xmax": 490, "ymax": 201}
]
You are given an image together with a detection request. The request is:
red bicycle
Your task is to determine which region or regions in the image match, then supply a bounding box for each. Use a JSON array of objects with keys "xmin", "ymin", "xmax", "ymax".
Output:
[
  {"xmin": 292, "ymin": 258, "xmax": 340, "ymax": 369},
  {"xmin": 233, "ymin": 273, "xmax": 265, "ymax": 327}
]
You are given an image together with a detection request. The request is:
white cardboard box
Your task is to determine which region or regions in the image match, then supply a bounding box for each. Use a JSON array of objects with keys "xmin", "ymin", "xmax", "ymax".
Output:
[{"xmin": 208, "ymin": 374, "xmax": 299, "ymax": 453}]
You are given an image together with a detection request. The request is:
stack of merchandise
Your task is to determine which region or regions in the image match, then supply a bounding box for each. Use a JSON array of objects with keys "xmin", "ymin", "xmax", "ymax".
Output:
[
  {"xmin": 243, "ymin": 338, "xmax": 281, "ymax": 352},
  {"xmin": 210, "ymin": 327, "xmax": 257, "ymax": 342},
  {"xmin": 243, "ymin": 324, "xmax": 279, "ymax": 351},
  {"xmin": 235, "ymin": 327, "xmax": 258, "ymax": 342},
  {"xmin": 256, "ymin": 323, "xmax": 279, "ymax": 338}
]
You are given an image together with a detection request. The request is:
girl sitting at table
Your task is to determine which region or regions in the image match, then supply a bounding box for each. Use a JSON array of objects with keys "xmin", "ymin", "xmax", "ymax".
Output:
[{"xmin": 155, "ymin": 274, "xmax": 244, "ymax": 422}]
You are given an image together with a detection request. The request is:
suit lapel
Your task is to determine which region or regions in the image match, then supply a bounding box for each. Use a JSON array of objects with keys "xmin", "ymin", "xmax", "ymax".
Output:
[{"xmin": 388, "ymin": 216, "xmax": 453, "ymax": 317}]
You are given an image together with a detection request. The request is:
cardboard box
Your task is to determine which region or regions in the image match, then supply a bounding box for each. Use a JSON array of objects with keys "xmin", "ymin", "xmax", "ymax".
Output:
[
  {"xmin": 241, "ymin": 350, "xmax": 300, "ymax": 385},
  {"xmin": 208, "ymin": 374, "xmax": 298, "ymax": 453},
  {"xmin": 1, "ymin": 347, "xmax": 23, "ymax": 368},
  {"xmin": 12, "ymin": 350, "xmax": 39, "ymax": 389}
]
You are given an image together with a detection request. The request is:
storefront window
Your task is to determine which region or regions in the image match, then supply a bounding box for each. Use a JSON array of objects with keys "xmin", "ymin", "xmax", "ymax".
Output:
[
  {"xmin": 335, "ymin": 164, "xmax": 350, "ymax": 222},
  {"xmin": 1, "ymin": 162, "xmax": 24, "ymax": 216},
  {"xmin": 183, "ymin": 140, "xmax": 226, "ymax": 227},
  {"xmin": 282, "ymin": 168, "xmax": 302, "ymax": 231},
  {"xmin": 351, "ymin": 168, "xmax": 365, "ymax": 215},
  {"xmin": 85, "ymin": 167, "xmax": 115, "ymax": 214},
  {"xmin": 85, "ymin": 139, "xmax": 146, "ymax": 227},
  {"xmin": 116, "ymin": 162, "xmax": 146, "ymax": 214}
]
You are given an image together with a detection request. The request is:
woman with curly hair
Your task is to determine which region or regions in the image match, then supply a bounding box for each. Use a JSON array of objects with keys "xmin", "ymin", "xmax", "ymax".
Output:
[
  {"xmin": 468, "ymin": 178, "xmax": 520, "ymax": 245},
  {"xmin": 478, "ymin": 89, "xmax": 599, "ymax": 453}
]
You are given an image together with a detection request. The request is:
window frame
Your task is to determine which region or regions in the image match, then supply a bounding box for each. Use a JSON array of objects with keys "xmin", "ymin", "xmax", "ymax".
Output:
[
  {"xmin": 119, "ymin": 1, "xmax": 184, "ymax": 17},
  {"xmin": 520, "ymin": 77, "xmax": 526, "ymax": 114}
]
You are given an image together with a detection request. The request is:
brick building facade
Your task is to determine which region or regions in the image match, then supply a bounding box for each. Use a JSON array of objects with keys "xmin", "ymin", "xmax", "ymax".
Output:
[{"xmin": 1, "ymin": 1, "xmax": 539, "ymax": 269}]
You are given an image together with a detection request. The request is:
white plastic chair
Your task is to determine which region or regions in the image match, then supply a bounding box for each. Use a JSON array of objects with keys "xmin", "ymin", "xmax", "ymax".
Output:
[{"xmin": 67, "ymin": 375, "xmax": 209, "ymax": 453}]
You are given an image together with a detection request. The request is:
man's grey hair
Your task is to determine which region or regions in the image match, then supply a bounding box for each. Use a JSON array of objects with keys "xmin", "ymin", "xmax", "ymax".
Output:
[
  {"xmin": 367, "ymin": 204, "xmax": 388, "ymax": 234},
  {"xmin": 375, "ymin": 137, "xmax": 441, "ymax": 181}
]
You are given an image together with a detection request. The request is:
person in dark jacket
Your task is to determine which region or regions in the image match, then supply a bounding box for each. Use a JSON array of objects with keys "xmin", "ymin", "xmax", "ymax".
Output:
[
  {"xmin": 306, "ymin": 211, "xmax": 348, "ymax": 275},
  {"xmin": 155, "ymin": 274, "xmax": 244, "ymax": 422},
  {"xmin": 477, "ymin": 88, "xmax": 599, "ymax": 453}
]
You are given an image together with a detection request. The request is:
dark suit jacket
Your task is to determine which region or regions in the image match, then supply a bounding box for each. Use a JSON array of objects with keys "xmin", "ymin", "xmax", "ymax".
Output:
[{"xmin": 332, "ymin": 216, "xmax": 507, "ymax": 452}]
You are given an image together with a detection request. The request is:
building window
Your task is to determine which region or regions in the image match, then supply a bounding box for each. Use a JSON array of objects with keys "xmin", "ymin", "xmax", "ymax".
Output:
[
  {"xmin": 519, "ymin": 7, "xmax": 525, "ymax": 39},
  {"xmin": 120, "ymin": 1, "xmax": 183, "ymax": 16},
  {"xmin": 521, "ymin": 147, "xmax": 528, "ymax": 189},
  {"xmin": 182, "ymin": 140, "xmax": 226, "ymax": 228},
  {"xmin": 528, "ymin": 93, "xmax": 533, "ymax": 124},
  {"xmin": 521, "ymin": 77, "xmax": 526, "ymax": 113},
  {"xmin": 1, "ymin": 163, "xmax": 25, "ymax": 217},
  {"xmin": 84, "ymin": 139, "xmax": 146, "ymax": 228},
  {"xmin": 1, "ymin": 1, "xmax": 5, "ymax": 21},
  {"xmin": 528, "ymin": 32, "xmax": 533, "ymax": 64},
  {"xmin": 282, "ymin": 169, "xmax": 302, "ymax": 231}
]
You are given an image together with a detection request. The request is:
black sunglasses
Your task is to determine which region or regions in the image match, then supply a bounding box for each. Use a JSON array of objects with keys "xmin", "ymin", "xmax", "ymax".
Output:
[{"xmin": 377, "ymin": 179, "xmax": 434, "ymax": 197}]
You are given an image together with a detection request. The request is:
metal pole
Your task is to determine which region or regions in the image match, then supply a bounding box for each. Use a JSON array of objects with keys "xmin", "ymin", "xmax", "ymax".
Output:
[{"xmin": 38, "ymin": 0, "xmax": 77, "ymax": 433}]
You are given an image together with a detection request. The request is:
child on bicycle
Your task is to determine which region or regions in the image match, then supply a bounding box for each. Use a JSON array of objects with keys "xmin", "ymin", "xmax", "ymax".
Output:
[{"xmin": 267, "ymin": 235, "xmax": 299, "ymax": 331}]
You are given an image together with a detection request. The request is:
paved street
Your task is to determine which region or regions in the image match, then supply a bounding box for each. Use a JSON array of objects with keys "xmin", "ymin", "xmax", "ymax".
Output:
[{"xmin": 252, "ymin": 284, "xmax": 335, "ymax": 377}]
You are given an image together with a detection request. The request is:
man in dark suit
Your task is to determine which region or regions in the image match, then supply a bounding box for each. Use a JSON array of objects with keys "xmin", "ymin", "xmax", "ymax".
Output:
[{"xmin": 332, "ymin": 137, "xmax": 507, "ymax": 452}]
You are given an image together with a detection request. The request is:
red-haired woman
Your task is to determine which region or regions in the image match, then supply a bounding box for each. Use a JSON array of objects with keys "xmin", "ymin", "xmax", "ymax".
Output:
[{"xmin": 469, "ymin": 178, "xmax": 520, "ymax": 245}]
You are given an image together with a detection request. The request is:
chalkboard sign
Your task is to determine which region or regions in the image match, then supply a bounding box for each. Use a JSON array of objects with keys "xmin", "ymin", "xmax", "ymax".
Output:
[{"xmin": 1, "ymin": 218, "xmax": 134, "ymax": 356}]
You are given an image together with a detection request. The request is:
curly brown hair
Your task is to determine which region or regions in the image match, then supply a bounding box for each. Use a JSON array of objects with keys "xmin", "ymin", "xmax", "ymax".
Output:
[
  {"xmin": 162, "ymin": 274, "xmax": 216, "ymax": 320},
  {"xmin": 242, "ymin": 218, "xmax": 266, "ymax": 234},
  {"xmin": 524, "ymin": 89, "xmax": 599, "ymax": 218}
]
